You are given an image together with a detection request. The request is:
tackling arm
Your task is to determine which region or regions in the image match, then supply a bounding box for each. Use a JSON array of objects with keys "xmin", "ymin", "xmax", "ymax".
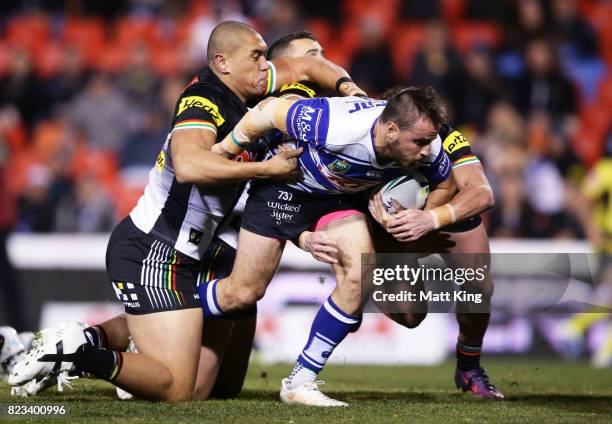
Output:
[
  {"xmin": 172, "ymin": 128, "xmax": 298, "ymax": 185},
  {"xmin": 272, "ymin": 57, "xmax": 366, "ymax": 97},
  {"xmin": 211, "ymin": 97, "xmax": 297, "ymax": 157}
]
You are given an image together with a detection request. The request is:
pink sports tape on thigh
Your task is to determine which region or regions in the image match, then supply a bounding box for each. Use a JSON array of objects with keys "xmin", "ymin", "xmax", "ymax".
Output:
[{"xmin": 314, "ymin": 210, "xmax": 363, "ymax": 231}]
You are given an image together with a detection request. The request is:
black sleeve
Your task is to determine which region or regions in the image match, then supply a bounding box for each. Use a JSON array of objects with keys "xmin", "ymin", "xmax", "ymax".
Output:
[
  {"xmin": 276, "ymin": 81, "xmax": 322, "ymax": 99},
  {"xmin": 439, "ymin": 124, "xmax": 480, "ymax": 166}
]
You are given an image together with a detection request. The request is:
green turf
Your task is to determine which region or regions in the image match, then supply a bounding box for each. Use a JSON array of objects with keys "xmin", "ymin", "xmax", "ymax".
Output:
[{"xmin": 1, "ymin": 358, "xmax": 611, "ymax": 423}]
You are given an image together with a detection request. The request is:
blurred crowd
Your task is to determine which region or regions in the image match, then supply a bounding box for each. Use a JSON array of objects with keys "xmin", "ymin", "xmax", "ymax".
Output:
[{"xmin": 0, "ymin": 0, "xmax": 610, "ymax": 239}]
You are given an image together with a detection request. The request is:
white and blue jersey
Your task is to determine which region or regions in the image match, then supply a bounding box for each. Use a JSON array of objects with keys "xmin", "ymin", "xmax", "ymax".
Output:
[{"xmin": 282, "ymin": 96, "xmax": 450, "ymax": 194}]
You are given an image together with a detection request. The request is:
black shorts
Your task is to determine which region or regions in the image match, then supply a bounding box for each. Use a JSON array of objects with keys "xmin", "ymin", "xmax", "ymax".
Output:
[
  {"xmin": 241, "ymin": 181, "xmax": 367, "ymax": 240},
  {"xmin": 442, "ymin": 215, "xmax": 482, "ymax": 233},
  {"xmin": 107, "ymin": 217, "xmax": 236, "ymax": 314}
]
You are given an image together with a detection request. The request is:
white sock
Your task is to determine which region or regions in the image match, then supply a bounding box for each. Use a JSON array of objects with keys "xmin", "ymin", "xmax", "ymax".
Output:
[{"xmin": 286, "ymin": 363, "xmax": 317, "ymax": 390}]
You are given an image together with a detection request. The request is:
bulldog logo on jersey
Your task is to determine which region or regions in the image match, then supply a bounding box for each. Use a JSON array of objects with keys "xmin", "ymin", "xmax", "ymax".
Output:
[{"xmin": 327, "ymin": 159, "xmax": 351, "ymax": 174}]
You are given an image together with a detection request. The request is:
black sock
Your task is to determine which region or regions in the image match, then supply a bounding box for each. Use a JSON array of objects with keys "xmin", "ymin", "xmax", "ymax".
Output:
[
  {"xmin": 83, "ymin": 326, "xmax": 108, "ymax": 349},
  {"xmin": 73, "ymin": 344, "xmax": 123, "ymax": 381},
  {"xmin": 456, "ymin": 340, "xmax": 481, "ymax": 371}
]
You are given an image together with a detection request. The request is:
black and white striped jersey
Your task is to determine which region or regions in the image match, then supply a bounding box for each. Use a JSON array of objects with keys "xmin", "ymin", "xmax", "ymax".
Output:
[{"xmin": 129, "ymin": 65, "xmax": 278, "ymax": 259}]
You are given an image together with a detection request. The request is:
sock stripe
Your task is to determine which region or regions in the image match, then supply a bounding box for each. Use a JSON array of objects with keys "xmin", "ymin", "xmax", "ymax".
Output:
[
  {"xmin": 206, "ymin": 279, "xmax": 222, "ymax": 316},
  {"xmin": 323, "ymin": 299, "xmax": 358, "ymax": 325},
  {"xmin": 457, "ymin": 350, "xmax": 481, "ymax": 356},
  {"xmin": 299, "ymin": 353, "xmax": 324, "ymax": 371},
  {"xmin": 108, "ymin": 351, "xmax": 123, "ymax": 381},
  {"xmin": 315, "ymin": 332, "xmax": 338, "ymax": 346},
  {"xmin": 457, "ymin": 342, "xmax": 482, "ymax": 353}
]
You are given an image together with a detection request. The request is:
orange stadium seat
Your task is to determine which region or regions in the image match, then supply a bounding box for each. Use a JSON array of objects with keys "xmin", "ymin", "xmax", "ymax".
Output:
[
  {"xmin": 306, "ymin": 19, "xmax": 333, "ymax": 51},
  {"xmin": 151, "ymin": 45, "xmax": 181, "ymax": 77},
  {"xmin": 6, "ymin": 13, "xmax": 50, "ymax": 54},
  {"xmin": 61, "ymin": 18, "xmax": 106, "ymax": 67},
  {"xmin": 390, "ymin": 23, "xmax": 425, "ymax": 80},
  {"xmin": 588, "ymin": 2, "xmax": 612, "ymax": 65},
  {"xmin": 114, "ymin": 16, "xmax": 160, "ymax": 47},
  {"xmin": 573, "ymin": 103, "xmax": 609, "ymax": 166},
  {"xmin": 94, "ymin": 41, "xmax": 130, "ymax": 73},
  {"xmin": 70, "ymin": 145, "xmax": 119, "ymax": 186},
  {"xmin": 33, "ymin": 41, "xmax": 64, "ymax": 78},
  {"xmin": 442, "ymin": 0, "xmax": 466, "ymax": 23},
  {"xmin": 110, "ymin": 180, "xmax": 145, "ymax": 219},
  {"xmin": 451, "ymin": 23, "xmax": 501, "ymax": 53},
  {"xmin": 595, "ymin": 75, "xmax": 612, "ymax": 114},
  {"xmin": 0, "ymin": 42, "xmax": 12, "ymax": 77},
  {"xmin": 342, "ymin": 0, "xmax": 399, "ymax": 26},
  {"xmin": 322, "ymin": 42, "xmax": 352, "ymax": 70},
  {"xmin": 338, "ymin": 21, "xmax": 363, "ymax": 59}
]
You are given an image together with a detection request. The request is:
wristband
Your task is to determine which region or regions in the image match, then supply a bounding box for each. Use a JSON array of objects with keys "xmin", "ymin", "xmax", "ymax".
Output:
[
  {"xmin": 220, "ymin": 131, "xmax": 245, "ymax": 155},
  {"xmin": 429, "ymin": 204, "xmax": 457, "ymax": 229},
  {"xmin": 335, "ymin": 77, "xmax": 353, "ymax": 94}
]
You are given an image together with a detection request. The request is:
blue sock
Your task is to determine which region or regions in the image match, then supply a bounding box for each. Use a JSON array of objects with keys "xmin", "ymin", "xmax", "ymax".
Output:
[
  {"xmin": 297, "ymin": 296, "xmax": 359, "ymax": 373},
  {"xmin": 198, "ymin": 279, "xmax": 224, "ymax": 317}
]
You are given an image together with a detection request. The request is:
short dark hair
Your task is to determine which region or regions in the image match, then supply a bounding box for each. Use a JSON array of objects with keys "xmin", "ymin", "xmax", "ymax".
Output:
[
  {"xmin": 380, "ymin": 86, "xmax": 448, "ymax": 130},
  {"xmin": 267, "ymin": 31, "xmax": 318, "ymax": 59}
]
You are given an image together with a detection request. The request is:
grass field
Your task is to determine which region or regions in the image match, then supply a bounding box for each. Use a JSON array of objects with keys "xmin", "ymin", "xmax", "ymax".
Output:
[{"xmin": 1, "ymin": 358, "xmax": 611, "ymax": 423}]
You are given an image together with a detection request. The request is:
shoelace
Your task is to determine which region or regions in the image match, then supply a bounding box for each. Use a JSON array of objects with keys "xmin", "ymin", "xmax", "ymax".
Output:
[
  {"xmin": 302, "ymin": 381, "xmax": 342, "ymax": 403},
  {"xmin": 471, "ymin": 368, "xmax": 498, "ymax": 391}
]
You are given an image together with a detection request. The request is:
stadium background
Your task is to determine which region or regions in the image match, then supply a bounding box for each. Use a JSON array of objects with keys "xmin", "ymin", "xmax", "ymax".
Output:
[{"xmin": 0, "ymin": 0, "xmax": 610, "ymax": 366}]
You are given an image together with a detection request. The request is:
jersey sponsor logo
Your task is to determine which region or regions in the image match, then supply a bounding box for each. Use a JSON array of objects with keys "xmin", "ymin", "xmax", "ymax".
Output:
[
  {"xmin": 295, "ymin": 105, "xmax": 316, "ymax": 140},
  {"xmin": 327, "ymin": 159, "xmax": 351, "ymax": 174},
  {"xmin": 176, "ymin": 96, "xmax": 225, "ymax": 126},
  {"xmin": 443, "ymin": 131, "xmax": 470, "ymax": 154},
  {"xmin": 439, "ymin": 154, "xmax": 451, "ymax": 177},
  {"xmin": 279, "ymin": 82, "xmax": 316, "ymax": 98},
  {"xmin": 347, "ymin": 99, "xmax": 387, "ymax": 113},
  {"xmin": 189, "ymin": 228, "xmax": 203, "ymax": 245},
  {"xmin": 156, "ymin": 151, "xmax": 165, "ymax": 172}
]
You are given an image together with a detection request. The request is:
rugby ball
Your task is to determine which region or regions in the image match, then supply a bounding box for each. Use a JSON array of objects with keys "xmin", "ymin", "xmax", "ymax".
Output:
[{"xmin": 377, "ymin": 172, "xmax": 429, "ymax": 214}]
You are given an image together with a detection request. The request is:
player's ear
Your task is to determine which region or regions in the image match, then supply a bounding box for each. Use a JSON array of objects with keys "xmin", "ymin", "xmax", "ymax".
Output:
[
  {"xmin": 385, "ymin": 121, "xmax": 400, "ymax": 143},
  {"xmin": 214, "ymin": 53, "xmax": 230, "ymax": 74}
]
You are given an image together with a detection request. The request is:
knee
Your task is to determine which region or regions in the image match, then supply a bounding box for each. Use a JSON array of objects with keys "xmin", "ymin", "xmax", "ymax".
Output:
[
  {"xmin": 162, "ymin": 383, "xmax": 194, "ymax": 402},
  {"xmin": 236, "ymin": 283, "xmax": 267, "ymax": 307},
  {"xmin": 388, "ymin": 312, "xmax": 427, "ymax": 329}
]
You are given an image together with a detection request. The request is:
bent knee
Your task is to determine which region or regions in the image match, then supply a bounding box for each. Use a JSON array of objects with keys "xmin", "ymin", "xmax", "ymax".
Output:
[
  {"xmin": 389, "ymin": 312, "xmax": 427, "ymax": 329},
  {"xmin": 163, "ymin": 384, "xmax": 195, "ymax": 402},
  {"xmin": 237, "ymin": 285, "xmax": 267, "ymax": 306}
]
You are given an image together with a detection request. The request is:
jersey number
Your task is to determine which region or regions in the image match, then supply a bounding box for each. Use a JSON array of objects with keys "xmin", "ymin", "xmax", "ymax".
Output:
[{"xmin": 278, "ymin": 191, "xmax": 293, "ymax": 201}]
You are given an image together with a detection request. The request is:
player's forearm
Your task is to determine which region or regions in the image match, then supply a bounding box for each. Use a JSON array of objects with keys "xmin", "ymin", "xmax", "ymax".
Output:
[
  {"xmin": 174, "ymin": 149, "xmax": 271, "ymax": 185},
  {"xmin": 214, "ymin": 98, "xmax": 294, "ymax": 156},
  {"xmin": 429, "ymin": 184, "xmax": 494, "ymax": 230},
  {"xmin": 273, "ymin": 57, "xmax": 366, "ymax": 97}
]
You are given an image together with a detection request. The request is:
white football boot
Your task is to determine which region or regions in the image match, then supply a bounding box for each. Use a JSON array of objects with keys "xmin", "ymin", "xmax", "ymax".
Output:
[
  {"xmin": 280, "ymin": 378, "xmax": 348, "ymax": 407},
  {"xmin": 10, "ymin": 372, "xmax": 79, "ymax": 397},
  {"xmin": 18, "ymin": 332, "xmax": 35, "ymax": 351},
  {"xmin": 0, "ymin": 326, "xmax": 26, "ymax": 381},
  {"xmin": 8, "ymin": 322, "xmax": 87, "ymax": 386},
  {"xmin": 116, "ymin": 338, "xmax": 136, "ymax": 400}
]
